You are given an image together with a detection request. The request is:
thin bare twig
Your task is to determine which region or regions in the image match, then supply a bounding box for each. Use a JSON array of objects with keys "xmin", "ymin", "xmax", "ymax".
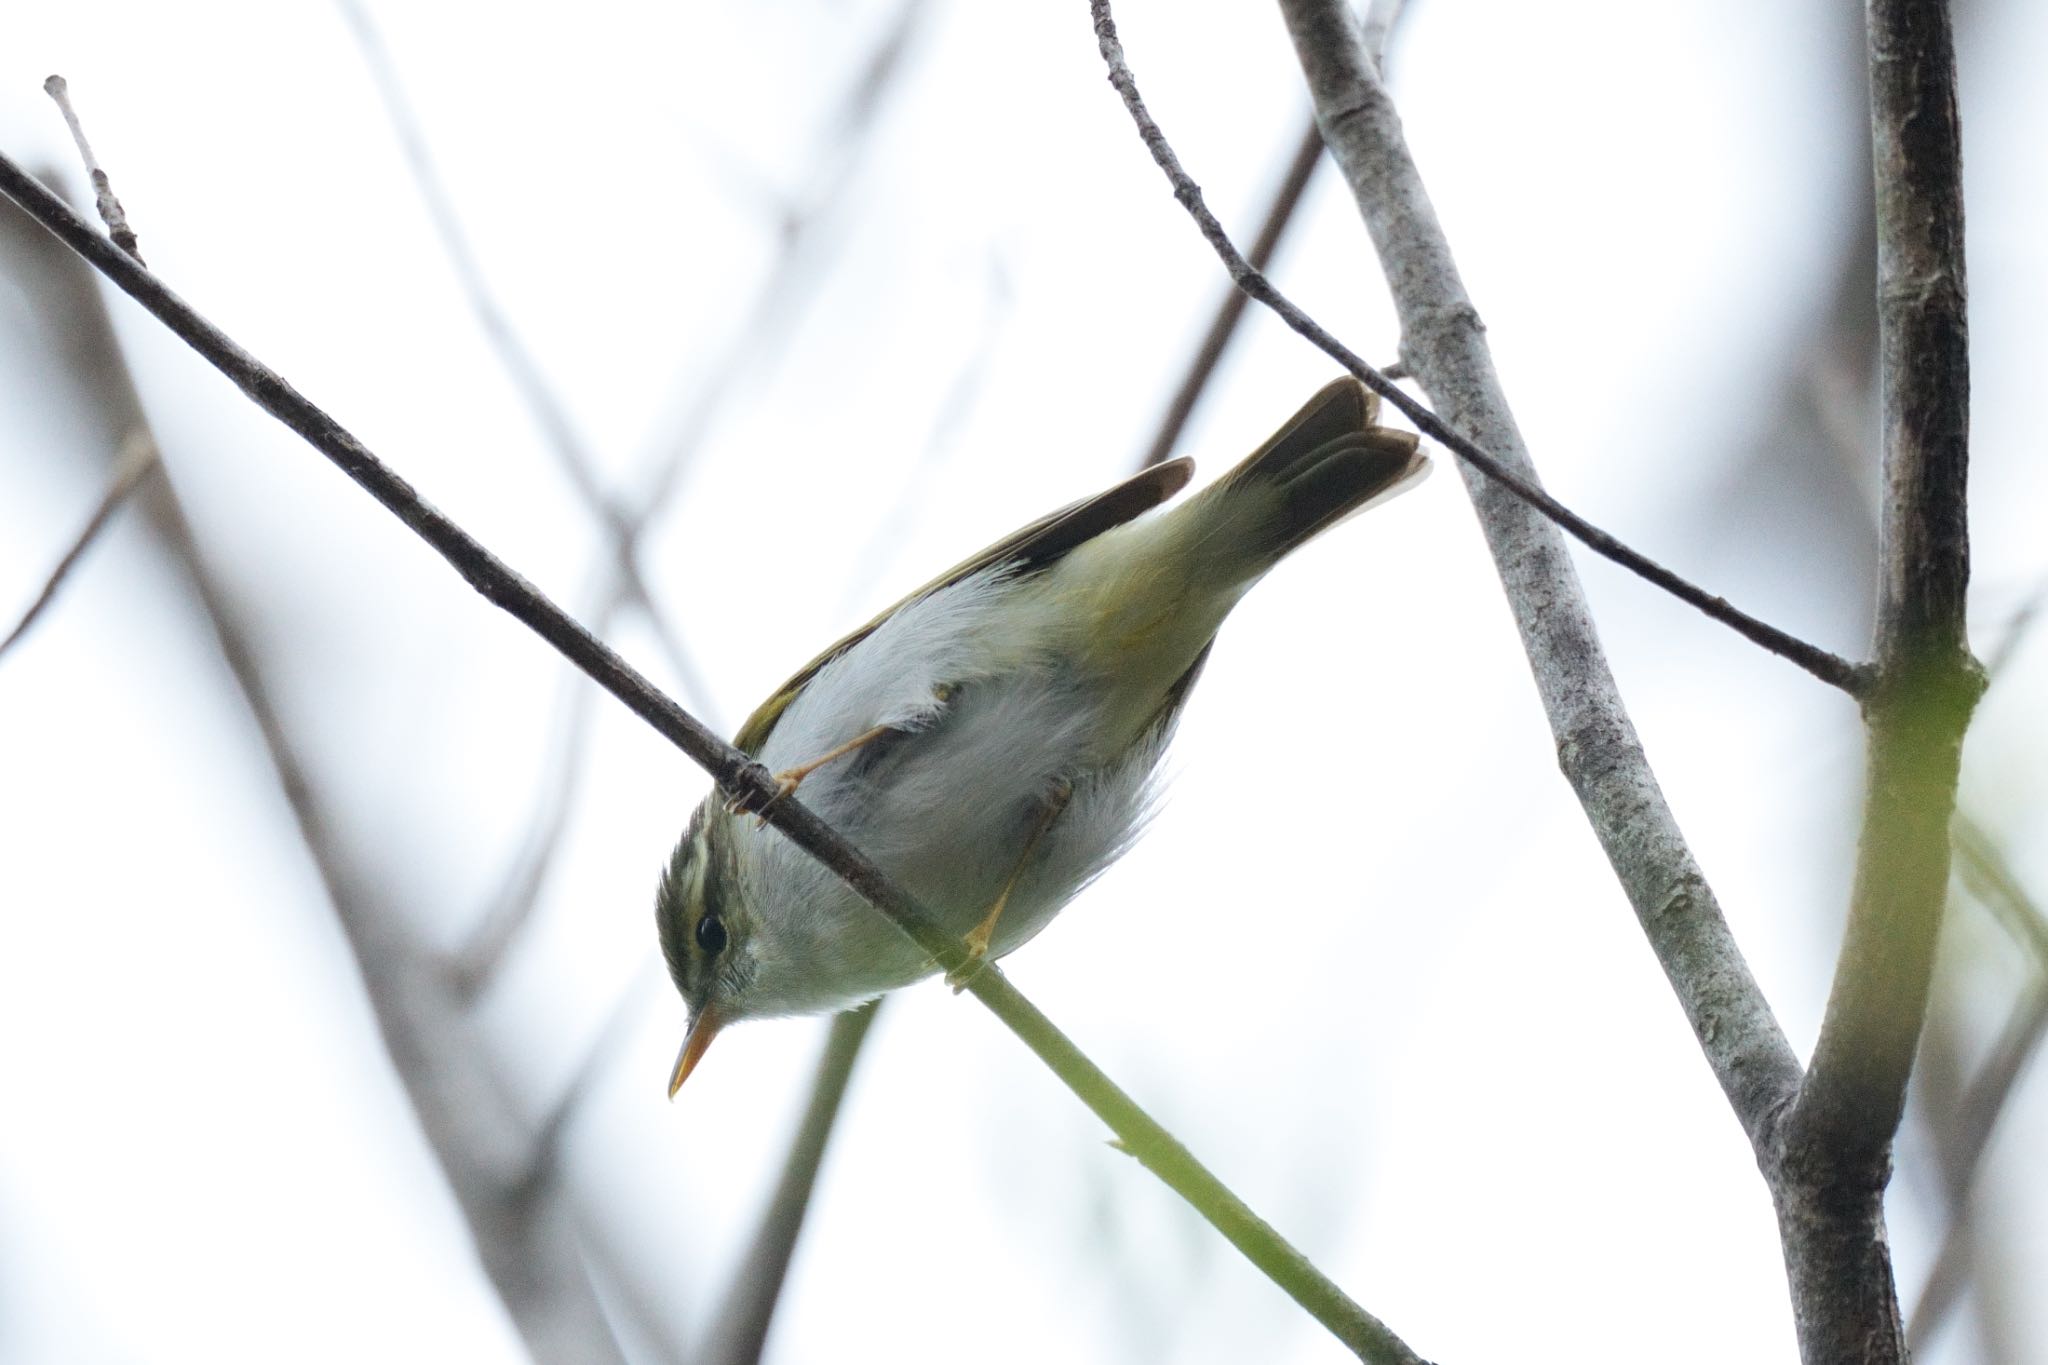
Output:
[
  {"xmin": 1137, "ymin": 120, "xmax": 1323, "ymax": 471},
  {"xmin": 0, "ymin": 430, "xmax": 158, "ymax": 660},
  {"xmin": 336, "ymin": 0, "xmax": 595, "ymax": 495},
  {"xmin": 336, "ymin": 0, "xmax": 628, "ymax": 542},
  {"xmin": 0, "ymin": 150, "xmax": 1419, "ymax": 1365},
  {"xmin": 43, "ymin": 76, "xmax": 141, "ymax": 262},
  {"xmin": 1094, "ymin": 5, "xmax": 1870, "ymax": 697},
  {"xmin": 0, "ymin": 91, "xmax": 164, "ymax": 665},
  {"xmin": 1136, "ymin": 2, "xmax": 1413, "ymax": 475},
  {"xmin": 1134, "ymin": 0, "xmax": 1415, "ymax": 476}
]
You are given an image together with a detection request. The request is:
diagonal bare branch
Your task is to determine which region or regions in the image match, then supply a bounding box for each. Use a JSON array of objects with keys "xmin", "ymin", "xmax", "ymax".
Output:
[
  {"xmin": 334, "ymin": 0, "xmax": 708, "ymax": 682},
  {"xmin": 338, "ymin": 0, "xmax": 928, "ymax": 992},
  {"xmin": 1134, "ymin": 1, "xmax": 1415, "ymax": 479},
  {"xmin": 334, "ymin": 0, "xmax": 603, "ymax": 512},
  {"xmin": 0, "ymin": 191, "xmax": 629, "ymax": 1362},
  {"xmin": 1095, "ymin": 4, "xmax": 1869, "ymax": 697},
  {"xmin": 334, "ymin": 1, "xmax": 727, "ymax": 988},
  {"xmin": 0, "ymin": 428, "xmax": 158, "ymax": 660},
  {"xmin": 0, "ymin": 90, "xmax": 163, "ymax": 664},
  {"xmin": 333, "ymin": 24, "xmax": 932, "ymax": 1345},
  {"xmin": 0, "ymin": 148, "xmax": 1424, "ymax": 1365},
  {"xmin": 1136, "ymin": 119, "xmax": 1324, "ymax": 472}
]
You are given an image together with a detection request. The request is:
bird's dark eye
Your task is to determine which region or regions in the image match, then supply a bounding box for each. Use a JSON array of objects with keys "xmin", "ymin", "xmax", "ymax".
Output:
[{"xmin": 695, "ymin": 913, "xmax": 728, "ymax": 956}]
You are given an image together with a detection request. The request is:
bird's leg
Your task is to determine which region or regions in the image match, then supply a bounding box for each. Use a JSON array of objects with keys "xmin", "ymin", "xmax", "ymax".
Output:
[
  {"xmin": 735, "ymin": 685, "xmax": 963, "ymax": 817},
  {"xmin": 773, "ymin": 724, "xmax": 895, "ymax": 800},
  {"xmin": 740, "ymin": 722, "xmax": 896, "ymax": 825},
  {"xmin": 949, "ymin": 777, "xmax": 1074, "ymax": 992}
]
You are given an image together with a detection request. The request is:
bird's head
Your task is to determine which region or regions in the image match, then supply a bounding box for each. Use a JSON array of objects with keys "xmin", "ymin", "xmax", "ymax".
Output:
[{"xmin": 654, "ymin": 801, "xmax": 761, "ymax": 1096}]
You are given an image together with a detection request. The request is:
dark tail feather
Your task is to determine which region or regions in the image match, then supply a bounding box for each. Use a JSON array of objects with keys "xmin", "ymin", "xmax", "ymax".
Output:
[{"xmin": 1211, "ymin": 377, "xmax": 1427, "ymax": 565}]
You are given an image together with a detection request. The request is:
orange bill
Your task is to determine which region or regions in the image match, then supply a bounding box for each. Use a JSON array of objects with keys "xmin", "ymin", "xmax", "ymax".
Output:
[{"xmin": 667, "ymin": 1004, "xmax": 725, "ymax": 1098}]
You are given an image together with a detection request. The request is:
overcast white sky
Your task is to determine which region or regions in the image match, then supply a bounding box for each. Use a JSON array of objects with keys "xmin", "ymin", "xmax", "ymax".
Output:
[{"xmin": 1, "ymin": 2, "xmax": 2044, "ymax": 1362}]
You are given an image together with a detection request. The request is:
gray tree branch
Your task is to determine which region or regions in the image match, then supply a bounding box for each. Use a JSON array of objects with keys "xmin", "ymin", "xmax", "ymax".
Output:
[
  {"xmin": 1777, "ymin": 3, "xmax": 1984, "ymax": 1358},
  {"xmin": 1249, "ymin": 0, "xmax": 1803, "ymax": 1143},
  {"xmin": 1248, "ymin": 3, "xmax": 1989, "ymax": 1362}
]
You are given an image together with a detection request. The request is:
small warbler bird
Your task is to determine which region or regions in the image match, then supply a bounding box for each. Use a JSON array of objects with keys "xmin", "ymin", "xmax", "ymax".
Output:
[{"xmin": 656, "ymin": 378, "xmax": 1426, "ymax": 1094}]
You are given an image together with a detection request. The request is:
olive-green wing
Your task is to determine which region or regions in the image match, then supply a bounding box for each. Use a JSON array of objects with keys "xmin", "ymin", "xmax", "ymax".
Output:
[{"xmin": 732, "ymin": 456, "xmax": 1196, "ymax": 756}]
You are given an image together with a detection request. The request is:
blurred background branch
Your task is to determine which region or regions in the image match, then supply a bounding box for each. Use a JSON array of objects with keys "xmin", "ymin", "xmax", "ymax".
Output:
[
  {"xmin": 0, "ymin": 186, "xmax": 651, "ymax": 1363},
  {"xmin": 702, "ymin": 1002, "xmax": 880, "ymax": 1365},
  {"xmin": 0, "ymin": 425, "xmax": 156, "ymax": 660}
]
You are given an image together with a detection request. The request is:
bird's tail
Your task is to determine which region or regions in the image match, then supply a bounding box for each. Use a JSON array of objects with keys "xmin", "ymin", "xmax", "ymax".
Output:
[
  {"xmin": 1039, "ymin": 378, "xmax": 1427, "ymax": 750},
  {"xmin": 1188, "ymin": 376, "xmax": 1429, "ymax": 580}
]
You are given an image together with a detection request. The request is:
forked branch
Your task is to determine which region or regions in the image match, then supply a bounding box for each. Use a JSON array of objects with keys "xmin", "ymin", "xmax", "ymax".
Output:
[{"xmin": 1092, "ymin": 5, "xmax": 1869, "ymax": 698}]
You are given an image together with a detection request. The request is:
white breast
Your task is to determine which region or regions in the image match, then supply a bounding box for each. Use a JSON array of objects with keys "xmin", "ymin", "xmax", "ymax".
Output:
[{"xmin": 734, "ymin": 568, "xmax": 1173, "ymax": 1017}]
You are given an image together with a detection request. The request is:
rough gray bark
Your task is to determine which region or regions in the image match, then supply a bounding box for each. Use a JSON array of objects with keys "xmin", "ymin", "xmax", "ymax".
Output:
[
  {"xmin": 1272, "ymin": 0, "xmax": 1803, "ymax": 1146},
  {"xmin": 1272, "ymin": 2, "xmax": 1984, "ymax": 1361}
]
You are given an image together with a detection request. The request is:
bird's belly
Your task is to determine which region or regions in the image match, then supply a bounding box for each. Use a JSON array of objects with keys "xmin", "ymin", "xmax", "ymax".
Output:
[{"xmin": 804, "ymin": 668, "xmax": 1163, "ymax": 985}]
